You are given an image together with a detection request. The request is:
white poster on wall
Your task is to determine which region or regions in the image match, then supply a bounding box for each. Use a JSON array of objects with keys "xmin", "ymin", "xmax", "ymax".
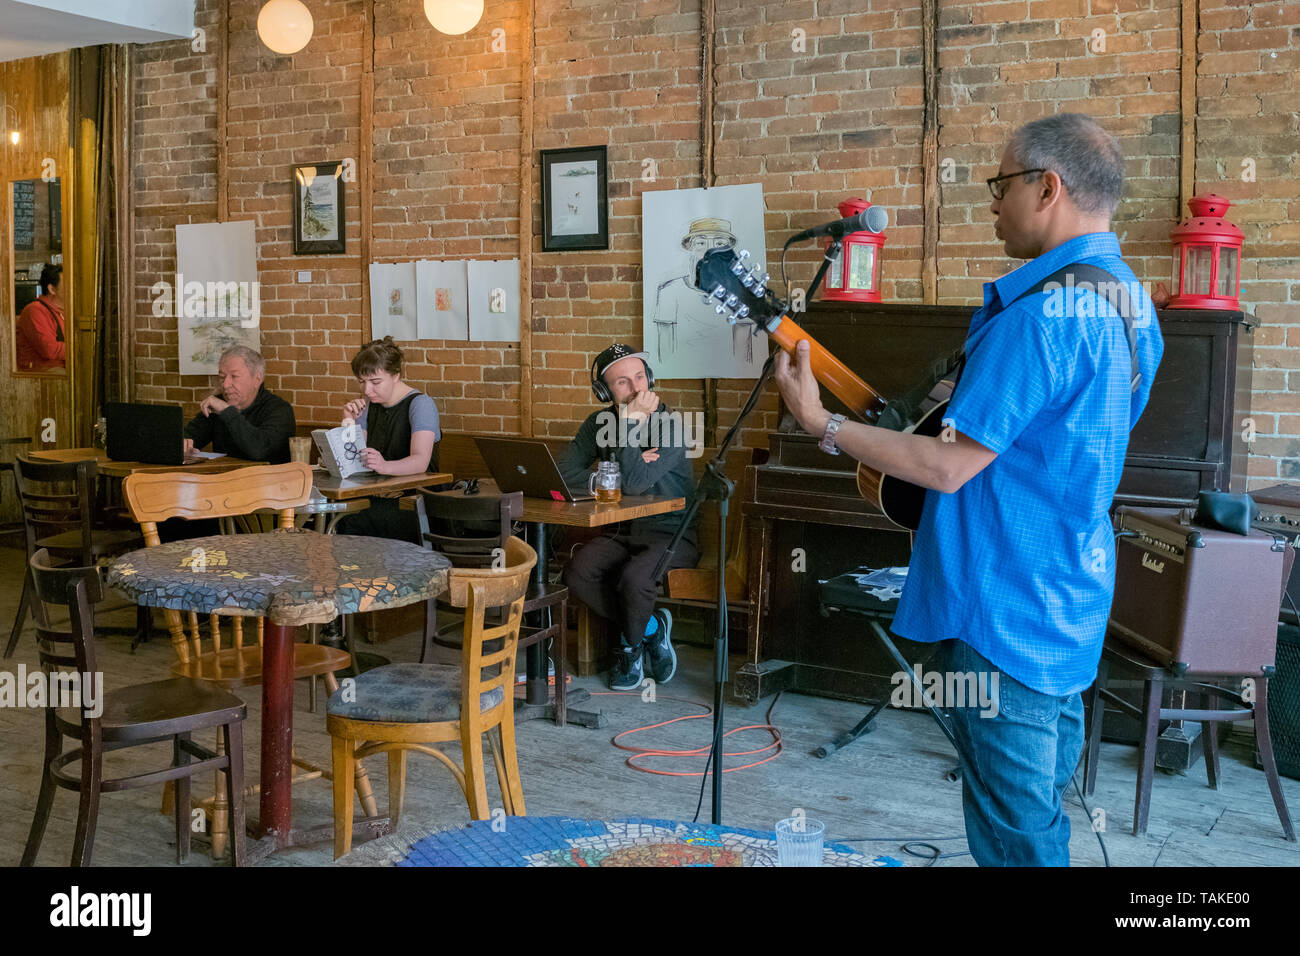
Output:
[
  {"xmin": 641, "ymin": 183, "xmax": 767, "ymax": 380},
  {"xmin": 467, "ymin": 259, "xmax": 521, "ymax": 343},
  {"xmin": 415, "ymin": 259, "xmax": 469, "ymax": 340},
  {"xmin": 175, "ymin": 220, "xmax": 261, "ymax": 375},
  {"xmin": 368, "ymin": 261, "xmax": 418, "ymax": 341}
]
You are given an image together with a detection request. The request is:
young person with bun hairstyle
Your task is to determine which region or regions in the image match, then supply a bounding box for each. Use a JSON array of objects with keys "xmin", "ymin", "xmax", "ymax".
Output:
[{"xmin": 334, "ymin": 336, "xmax": 441, "ymax": 542}]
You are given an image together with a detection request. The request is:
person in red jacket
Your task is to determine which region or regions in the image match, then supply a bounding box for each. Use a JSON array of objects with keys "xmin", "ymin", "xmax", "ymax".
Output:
[{"xmin": 16, "ymin": 264, "xmax": 66, "ymax": 371}]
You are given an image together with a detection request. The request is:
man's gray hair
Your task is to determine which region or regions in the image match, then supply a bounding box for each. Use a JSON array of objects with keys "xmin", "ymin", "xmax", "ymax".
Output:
[
  {"xmin": 1009, "ymin": 113, "xmax": 1124, "ymax": 218},
  {"xmin": 220, "ymin": 344, "xmax": 265, "ymax": 379}
]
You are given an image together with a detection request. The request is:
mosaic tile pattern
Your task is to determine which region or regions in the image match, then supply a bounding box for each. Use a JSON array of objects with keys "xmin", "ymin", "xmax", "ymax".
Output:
[
  {"xmin": 106, "ymin": 528, "xmax": 451, "ymax": 627},
  {"xmin": 395, "ymin": 816, "xmax": 901, "ymax": 868}
]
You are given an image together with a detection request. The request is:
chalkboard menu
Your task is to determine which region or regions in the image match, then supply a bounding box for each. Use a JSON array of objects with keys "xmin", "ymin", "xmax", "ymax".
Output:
[{"xmin": 13, "ymin": 180, "xmax": 35, "ymax": 251}]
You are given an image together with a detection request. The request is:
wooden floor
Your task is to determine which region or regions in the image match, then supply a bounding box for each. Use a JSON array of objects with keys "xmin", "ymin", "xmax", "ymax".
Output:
[{"xmin": 1, "ymin": 542, "xmax": 1297, "ymax": 868}]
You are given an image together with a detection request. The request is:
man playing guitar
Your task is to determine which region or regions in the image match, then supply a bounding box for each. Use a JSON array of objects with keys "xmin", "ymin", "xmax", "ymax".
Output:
[{"xmin": 773, "ymin": 113, "xmax": 1163, "ymax": 866}]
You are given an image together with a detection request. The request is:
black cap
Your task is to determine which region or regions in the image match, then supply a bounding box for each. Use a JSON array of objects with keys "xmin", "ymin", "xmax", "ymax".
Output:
[{"xmin": 593, "ymin": 343, "xmax": 651, "ymax": 380}]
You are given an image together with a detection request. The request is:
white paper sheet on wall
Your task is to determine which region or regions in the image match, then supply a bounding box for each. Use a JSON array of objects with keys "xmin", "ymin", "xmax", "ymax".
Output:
[
  {"xmin": 175, "ymin": 220, "xmax": 261, "ymax": 375},
  {"xmin": 368, "ymin": 261, "xmax": 418, "ymax": 341},
  {"xmin": 467, "ymin": 259, "xmax": 521, "ymax": 343},
  {"xmin": 415, "ymin": 259, "xmax": 469, "ymax": 340}
]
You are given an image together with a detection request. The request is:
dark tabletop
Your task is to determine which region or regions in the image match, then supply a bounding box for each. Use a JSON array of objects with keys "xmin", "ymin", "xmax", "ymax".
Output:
[{"xmin": 106, "ymin": 528, "xmax": 451, "ymax": 627}]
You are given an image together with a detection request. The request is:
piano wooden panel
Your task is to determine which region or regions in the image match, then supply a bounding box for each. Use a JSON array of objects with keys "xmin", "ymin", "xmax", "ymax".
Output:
[{"xmin": 737, "ymin": 302, "xmax": 1254, "ymax": 705}]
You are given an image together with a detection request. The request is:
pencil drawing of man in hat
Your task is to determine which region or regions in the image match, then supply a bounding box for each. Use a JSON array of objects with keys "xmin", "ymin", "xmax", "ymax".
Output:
[{"xmin": 650, "ymin": 217, "xmax": 756, "ymax": 366}]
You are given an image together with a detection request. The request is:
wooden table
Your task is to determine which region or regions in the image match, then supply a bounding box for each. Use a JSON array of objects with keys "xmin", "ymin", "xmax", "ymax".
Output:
[
  {"xmin": 313, "ymin": 469, "xmax": 452, "ymax": 501},
  {"xmin": 105, "ymin": 528, "xmax": 451, "ymax": 852},
  {"xmin": 430, "ymin": 478, "xmax": 685, "ymax": 727},
  {"xmin": 29, "ymin": 447, "xmax": 262, "ymax": 477}
]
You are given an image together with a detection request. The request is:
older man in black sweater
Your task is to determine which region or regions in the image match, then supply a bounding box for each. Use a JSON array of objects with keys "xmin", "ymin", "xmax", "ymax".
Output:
[
  {"xmin": 183, "ymin": 345, "xmax": 295, "ymax": 464},
  {"xmin": 559, "ymin": 344, "xmax": 700, "ymax": 691}
]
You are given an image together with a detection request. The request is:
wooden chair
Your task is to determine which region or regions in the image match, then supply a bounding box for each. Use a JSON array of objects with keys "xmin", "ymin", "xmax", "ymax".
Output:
[
  {"xmin": 22, "ymin": 549, "xmax": 248, "ymax": 866},
  {"xmin": 327, "ymin": 536, "xmax": 538, "ymax": 859},
  {"xmin": 1083, "ymin": 637, "xmax": 1296, "ymax": 840},
  {"xmin": 417, "ymin": 487, "xmax": 523, "ymax": 654},
  {"xmin": 418, "ymin": 488, "xmax": 571, "ymax": 724},
  {"xmin": 6, "ymin": 454, "xmax": 148, "ymax": 659},
  {"xmin": 121, "ymin": 463, "xmax": 377, "ymax": 858}
]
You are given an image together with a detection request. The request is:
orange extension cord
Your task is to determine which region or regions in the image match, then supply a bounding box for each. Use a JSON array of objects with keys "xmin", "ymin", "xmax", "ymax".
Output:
[
  {"xmin": 513, "ymin": 678, "xmax": 784, "ymax": 776},
  {"xmin": 594, "ymin": 691, "xmax": 784, "ymax": 776}
]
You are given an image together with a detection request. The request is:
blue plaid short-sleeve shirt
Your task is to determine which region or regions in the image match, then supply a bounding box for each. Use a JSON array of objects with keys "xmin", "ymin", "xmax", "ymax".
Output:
[{"xmin": 891, "ymin": 233, "xmax": 1164, "ymax": 696}]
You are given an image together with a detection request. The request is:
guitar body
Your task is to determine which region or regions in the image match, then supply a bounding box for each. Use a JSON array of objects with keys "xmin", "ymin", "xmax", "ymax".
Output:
[{"xmin": 857, "ymin": 384, "xmax": 953, "ymax": 532}]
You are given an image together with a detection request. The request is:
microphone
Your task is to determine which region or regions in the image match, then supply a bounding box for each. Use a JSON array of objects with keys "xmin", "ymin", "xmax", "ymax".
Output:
[{"xmin": 787, "ymin": 205, "xmax": 888, "ymax": 244}]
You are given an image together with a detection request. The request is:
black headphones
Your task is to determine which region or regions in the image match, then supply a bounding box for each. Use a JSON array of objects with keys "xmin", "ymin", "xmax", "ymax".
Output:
[{"xmin": 591, "ymin": 344, "xmax": 654, "ymax": 403}]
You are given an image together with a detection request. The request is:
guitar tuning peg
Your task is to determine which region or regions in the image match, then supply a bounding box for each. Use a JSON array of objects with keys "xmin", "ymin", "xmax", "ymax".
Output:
[
  {"xmin": 711, "ymin": 285, "xmax": 726, "ymax": 299},
  {"xmin": 735, "ymin": 305, "xmax": 751, "ymax": 319},
  {"xmin": 737, "ymin": 250, "xmax": 750, "ymax": 262},
  {"xmin": 714, "ymin": 304, "xmax": 727, "ymax": 315},
  {"xmin": 724, "ymin": 294, "xmax": 739, "ymax": 308},
  {"xmin": 740, "ymin": 273, "xmax": 755, "ymax": 288},
  {"xmin": 730, "ymin": 261, "xmax": 745, "ymax": 276}
]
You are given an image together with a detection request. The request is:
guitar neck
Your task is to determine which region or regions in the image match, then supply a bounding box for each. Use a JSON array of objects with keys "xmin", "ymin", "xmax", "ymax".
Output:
[{"xmin": 768, "ymin": 313, "xmax": 889, "ymax": 423}]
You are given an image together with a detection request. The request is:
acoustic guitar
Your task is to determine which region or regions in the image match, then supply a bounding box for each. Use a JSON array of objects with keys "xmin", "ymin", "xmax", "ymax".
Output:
[{"xmin": 694, "ymin": 247, "xmax": 953, "ymax": 532}]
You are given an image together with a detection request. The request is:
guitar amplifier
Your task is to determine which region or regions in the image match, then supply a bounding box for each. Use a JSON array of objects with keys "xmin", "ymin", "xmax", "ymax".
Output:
[
  {"xmin": 1249, "ymin": 483, "xmax": 1300, "ymax": 621},
  {"xmin": 1109, "ymin": 507, "xmax": 1287, "ymax": 676}
]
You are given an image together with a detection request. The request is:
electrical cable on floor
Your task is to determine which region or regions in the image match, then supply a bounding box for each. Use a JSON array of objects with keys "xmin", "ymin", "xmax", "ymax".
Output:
[
  {"xmin": 832, "ymin": 834, "xmax": 970, "ymax": 866},
  {"xmin": 1070, "ymin": 770, "xmax": 1111, "ymax": 867},
  {"xmin": 591, "ymin": 691, "xmax": 784, "ymax": 778}
]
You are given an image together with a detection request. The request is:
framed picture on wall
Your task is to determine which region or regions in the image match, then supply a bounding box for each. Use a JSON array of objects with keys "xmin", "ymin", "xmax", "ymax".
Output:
[
  {"xmin": 292, "ymin": 161, "xmax": 346, "ymax": 255},
  {"xmin": 541, "ymin": 145, "xmax": 608, "ymax": 251}
]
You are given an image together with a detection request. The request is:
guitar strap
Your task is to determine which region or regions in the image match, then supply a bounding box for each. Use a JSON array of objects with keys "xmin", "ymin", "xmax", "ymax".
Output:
[{"xmin": 877, "ymin": 262, "xmax": 1143, "ymax": 431}]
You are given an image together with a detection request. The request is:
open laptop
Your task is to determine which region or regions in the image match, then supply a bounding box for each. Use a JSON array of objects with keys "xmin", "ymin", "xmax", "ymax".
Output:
[
  {"xmin": 105, "ymin": 402, "xmax": 200, "ymax": 466},
  {"xmin": 475, "ymin": 436, "xmax": 593, "ymax": 502}
]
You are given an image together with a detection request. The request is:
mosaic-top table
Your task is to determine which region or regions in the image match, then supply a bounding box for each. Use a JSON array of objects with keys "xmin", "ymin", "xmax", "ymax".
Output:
[{"xmin": 106, "ymin": 528, "xmax": 451, "ymax": 848}]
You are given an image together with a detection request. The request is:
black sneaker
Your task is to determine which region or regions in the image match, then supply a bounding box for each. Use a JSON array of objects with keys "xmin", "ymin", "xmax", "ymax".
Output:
[
  {"xmin": 643, "ymin": 609, "xmax": 676, "ymax": 684},
  {"xmin": 609, "ymin": 643, "xmax": 645, "ymax": 691}
]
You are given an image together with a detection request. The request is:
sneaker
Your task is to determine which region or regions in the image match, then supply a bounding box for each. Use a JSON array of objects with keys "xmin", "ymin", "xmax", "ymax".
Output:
[
  {"xmin": 609, "ymin": 643, "xmax": 645, "ymax": 691},
  {"xmin": 643, "ymin": 609, "xmax": 676, "ymax": 684}
]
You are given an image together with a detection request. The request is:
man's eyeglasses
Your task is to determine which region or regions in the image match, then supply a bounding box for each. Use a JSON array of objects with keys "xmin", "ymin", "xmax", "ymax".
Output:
[{"xmin": 986, "ymin": 168, "xmax": 1048, "ymax": 201}]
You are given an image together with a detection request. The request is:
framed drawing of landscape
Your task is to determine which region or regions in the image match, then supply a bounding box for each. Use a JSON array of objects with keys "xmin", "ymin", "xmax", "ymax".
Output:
[
  {"xmin": 540, "ymin": 145, "xmax": 608, "ymax": 251},
  {"xmin": 292, "ymin": 161, "xmax": 346, "ymax": 255}
]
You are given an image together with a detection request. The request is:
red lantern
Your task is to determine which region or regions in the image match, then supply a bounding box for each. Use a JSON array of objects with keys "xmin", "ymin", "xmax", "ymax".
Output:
[
  {"xmin": 821, "ymin": 197, "xmax": 885, "ymax": 303},
  {"xmin": 1168, "ymin": 194, "xmax": 1243, "ymax": 310}
]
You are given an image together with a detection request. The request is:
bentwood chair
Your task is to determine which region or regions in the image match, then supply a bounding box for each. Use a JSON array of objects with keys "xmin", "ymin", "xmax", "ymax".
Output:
[
  {"xmin": 122, "ymin": 463, "xmax": 377, "ymax": 858},
  {"xmin": 6, "ymin": 454, "xmax": 147, "ymax": 659},
  {"xmin": 327, "ymin": 536, "xmax": 537, "ymax": 858},
  {"xmin": 417, "ymin": 487, "xmax": 571, "ymax": 725},
  {"xmin": 22, "ymin": 549, "xmax": 248, "ymax": 867}
]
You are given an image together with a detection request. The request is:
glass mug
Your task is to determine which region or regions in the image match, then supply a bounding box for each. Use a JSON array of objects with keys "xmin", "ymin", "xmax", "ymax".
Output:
[{"xmin": 589, "ymin": 460, "xmax": 622, "ymax": 504}]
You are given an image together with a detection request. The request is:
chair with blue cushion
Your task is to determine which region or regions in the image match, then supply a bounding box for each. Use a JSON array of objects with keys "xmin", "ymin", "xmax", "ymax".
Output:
[{"xmin": 327, "ymin": 536, "xmax": 538, "ymax": 859}]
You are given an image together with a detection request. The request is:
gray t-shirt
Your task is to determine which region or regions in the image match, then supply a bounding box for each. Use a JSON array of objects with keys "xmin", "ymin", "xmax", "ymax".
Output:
[{"xmin": 355, "ymin": 391, "xmax": 441, "ymax": 440}]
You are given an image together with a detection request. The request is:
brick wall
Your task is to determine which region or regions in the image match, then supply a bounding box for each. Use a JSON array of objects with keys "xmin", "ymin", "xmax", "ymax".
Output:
[{"xmin": 130, "ymin": 0, "xmax": 1298, "ymax": 476}]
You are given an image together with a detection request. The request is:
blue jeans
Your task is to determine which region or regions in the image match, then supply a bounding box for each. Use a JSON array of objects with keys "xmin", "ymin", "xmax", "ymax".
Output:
[{"xmin": 940, "ymin": 639, "xmax": 1086, "ymax": 866}]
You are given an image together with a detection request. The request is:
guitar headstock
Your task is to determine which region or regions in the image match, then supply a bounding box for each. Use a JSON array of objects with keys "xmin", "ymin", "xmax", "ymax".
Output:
[{"xmin": 692, "ymin": 248, "xmax": 788, "ymax": 331}]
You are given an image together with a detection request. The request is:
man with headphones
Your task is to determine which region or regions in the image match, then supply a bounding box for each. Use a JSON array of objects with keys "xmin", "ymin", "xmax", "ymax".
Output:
[{"xmin": 558, "ymin": 344, "xmax": 700, "ymax": 691}]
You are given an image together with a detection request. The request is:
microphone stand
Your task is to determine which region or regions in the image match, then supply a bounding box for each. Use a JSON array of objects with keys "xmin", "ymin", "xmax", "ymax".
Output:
[{"xmin": 650, "ymin": 237, "xmax": 843, "ymax": 825}]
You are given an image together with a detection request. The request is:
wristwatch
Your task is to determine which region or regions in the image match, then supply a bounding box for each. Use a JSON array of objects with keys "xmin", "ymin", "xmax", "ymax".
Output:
[{"xmin": 819, "ymin": 413, "xmax": 847, "ymax": 455}]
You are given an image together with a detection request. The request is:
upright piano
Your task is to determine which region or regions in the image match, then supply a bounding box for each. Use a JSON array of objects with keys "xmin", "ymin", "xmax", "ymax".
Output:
[{"xmin": 736, "ymin": 301, "xmax": 1254, "ymax": 705}]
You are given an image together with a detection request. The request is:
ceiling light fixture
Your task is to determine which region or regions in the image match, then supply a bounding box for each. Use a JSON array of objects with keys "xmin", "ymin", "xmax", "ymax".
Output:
[
  {"xmin": 424, "ymin": 0, "xmax": 484, "ymax": 35},
  {"xmin": 257, "ymin": 0, "xmax": 315, "ymax": 55}
]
